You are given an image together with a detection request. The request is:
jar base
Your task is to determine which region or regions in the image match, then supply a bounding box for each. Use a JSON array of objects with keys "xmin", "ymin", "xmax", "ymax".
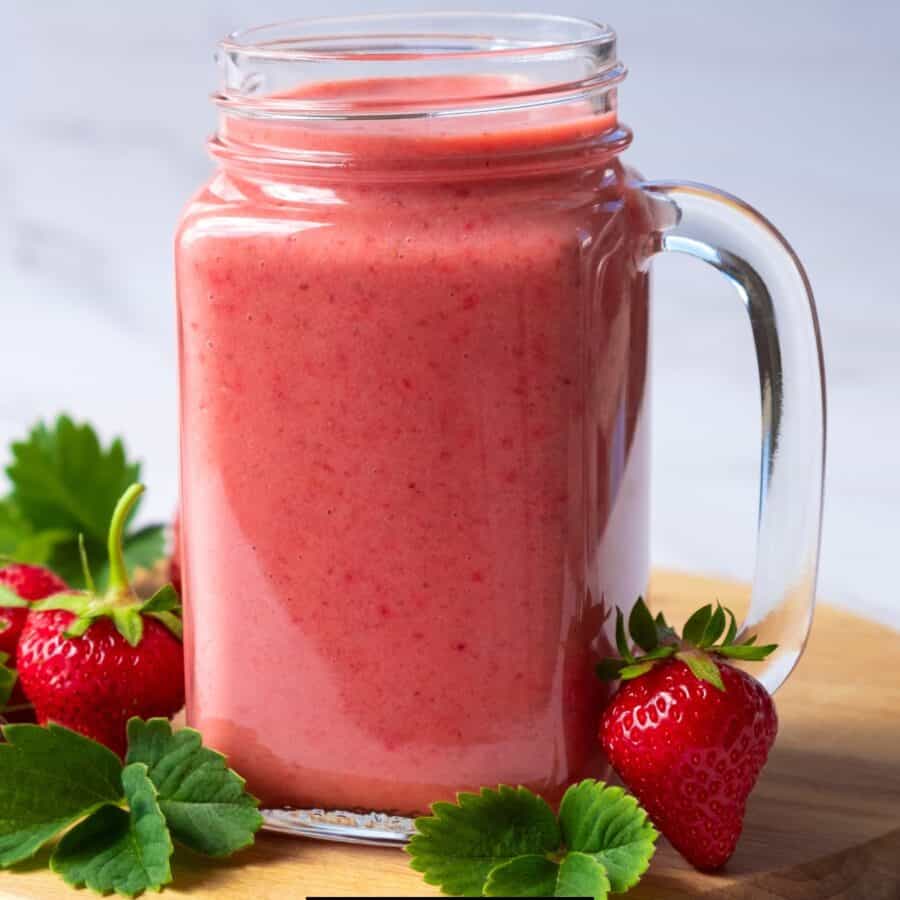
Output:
[{"xmin": 261, "ymin": 807, "xmax": 414, "ymax": 846}]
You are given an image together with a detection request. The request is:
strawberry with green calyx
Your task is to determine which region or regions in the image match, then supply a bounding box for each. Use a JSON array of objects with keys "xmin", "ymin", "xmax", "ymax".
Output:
[
  {"xmin": 596, "ymin": 598, "xmax": 778, "ymax": 872},
  {"xmin": 16, "ymin": 484, "xmax": 184, "ymax": 756}
]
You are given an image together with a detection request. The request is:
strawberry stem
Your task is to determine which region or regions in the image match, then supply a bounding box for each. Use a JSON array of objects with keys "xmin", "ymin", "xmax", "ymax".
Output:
[{"xmin": 107, "ymin": 483, "xmax": 143, "ymax": 592}]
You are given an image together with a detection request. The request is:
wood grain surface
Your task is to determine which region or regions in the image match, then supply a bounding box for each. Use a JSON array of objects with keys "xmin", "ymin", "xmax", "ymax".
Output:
[{"xmin": 1, "ymin": 570, "xmax": 898, "ymax": 899}]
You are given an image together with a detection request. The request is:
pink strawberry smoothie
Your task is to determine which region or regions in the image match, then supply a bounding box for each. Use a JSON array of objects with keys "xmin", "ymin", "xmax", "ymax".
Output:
[{"xmin": 177, "ymin": 77, "xmax": 651, "ymax": 813}]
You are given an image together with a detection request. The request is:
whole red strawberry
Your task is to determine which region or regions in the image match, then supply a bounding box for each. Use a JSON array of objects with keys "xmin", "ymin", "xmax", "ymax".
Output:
[
  {"xmin": 18, "ymin": 610, "xmax": 183, "ymax": 755},
  {"xmin": 0, "ymin": 564, "xmax": 68, "ymax": 659},
  {"xmin": 596, "ymin": 599, "xmax": 778, "ymax": 871},
  {"xmin": 17, "ymin": 484, "xmax": 184, "ymax": 756}
]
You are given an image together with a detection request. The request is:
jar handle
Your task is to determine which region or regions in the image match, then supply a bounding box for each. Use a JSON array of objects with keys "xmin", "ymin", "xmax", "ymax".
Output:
[{"xmin": 640, "ymin": 181, "xmax": 826, "ymax": 694}]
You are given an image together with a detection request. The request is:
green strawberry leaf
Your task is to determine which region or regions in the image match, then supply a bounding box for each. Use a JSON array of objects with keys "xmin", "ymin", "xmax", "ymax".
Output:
[
  {"xmin": 618, "ymin": 661, "xmax": 655, "ymax": 681},
  {"xmin": 554, "ymin": 852, "xmax": 611, "ymax": 899},
  {"xmin": 484, "ymin": 852, "xmax": 610, "ymax": 899},
  {"xmin": 558, "ymin": 780, "xmax": 658, "ymax": 893},
  {"xmin": 483, "ymin": 855, "xmax": 559, "ymax": 897},
  {"xmin": 0, "ymin": 585, "xmax": 29, "ymax": 608},
  {"xmin": 51, "ymin": 764, "xmax": 173, "ymax": 898},
  {"xmin": 614, "ymin": 610, "xmax": 635, "ymax": 665},
  {"xmin": 31, "ymin": 591, "xmax": 92, "ymax": 613},
  {"xmin": 62, "ymin": 616, "xmax": 94, "ymax": 639},
  {"xmin": 0, "ymin": 722, "xmax": 123, "ymax": 866},
  {"xmin": 8, "ymin": 530, "xmax": 74, "ymax": 568},
  {"xmin": 125, "ymin": 718, "xmax": 262, "ymax": 857},
  {"xmin": 0, "ymin": 499, "xmax": 31, "ymax": 557},
  {"xmin": 699, "ymin": 603, "xmax": 727, "ymax": 648},
  {"xmin": 5, "ymin": 417, "xmax": 164, "ymax": 590},
  {"xmin": 682, "ymin": 604, "xmax": 712, "ymax": 646},
  {"xmin": 639, "ymin": 645, "xmax": 677, "ymax": 662},
  {"xmin": 7, "ymin": 417, "xmax": 139, "ymax": 542},
  {"xmin": 627, "ymin": 598, "xmax": 658, "ymax": 653},
  {"xmin": 147, "ymin": 611, "xmax": 183, "ymax": 640},
  {"xmin": 141, "ymin": 585, "xmax": 180, "ymax": 615},
  {"xmin": 0, "ymin": 498, "xmax": 72, "ymax": 567},
  {"xmin": 407, "ymin": 785, "xmax": 560, "ymax": 896},
  {"xmin": 112, "ymin": 608, "xmax": 144, "ymax": 648},
  {"xmin": 0, "ymin": 653, "xmax": 17, "ymax": 710},
  {"xmin": 723, "ymin": 607, "xmax": 739, "ymax": 645},
  {"xmin": 716, "ymin": 643, "xmax": 778, "ymax": 661},
  {"xmin": 677, "ymin": 649, "xmax": 726, "ymax": 691}
]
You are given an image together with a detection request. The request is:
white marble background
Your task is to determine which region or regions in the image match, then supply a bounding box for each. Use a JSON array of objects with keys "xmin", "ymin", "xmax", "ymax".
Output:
[{"xmin": 3, "ymin": 2, "xmax": 898, "ymax": 623}]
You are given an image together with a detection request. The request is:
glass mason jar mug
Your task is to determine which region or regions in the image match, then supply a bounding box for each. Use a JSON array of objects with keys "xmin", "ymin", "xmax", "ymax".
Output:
[{"xmin": 175, "ymin": 13, "xmax": 825, "ymax": 843}]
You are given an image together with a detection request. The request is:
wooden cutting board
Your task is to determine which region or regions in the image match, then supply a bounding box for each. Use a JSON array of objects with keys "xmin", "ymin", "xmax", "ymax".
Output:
[{"xmin": 1, "ymin": 571, "xmax": 898, "ymax": 899}]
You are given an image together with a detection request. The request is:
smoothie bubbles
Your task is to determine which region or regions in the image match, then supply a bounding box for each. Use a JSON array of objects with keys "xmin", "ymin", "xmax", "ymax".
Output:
[{"xmin": 176, "ymin": 14, "xmax": 824, "ymax": 843}]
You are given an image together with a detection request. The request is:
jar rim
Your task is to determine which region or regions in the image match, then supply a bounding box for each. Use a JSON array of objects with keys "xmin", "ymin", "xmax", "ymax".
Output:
[
  {"xmin": 215, "ymin": 12, "xmax": 624, "ymax": 122},
  {"xmin": 220, "ymin": 12, "xmax": 616, "ymax": 63}
]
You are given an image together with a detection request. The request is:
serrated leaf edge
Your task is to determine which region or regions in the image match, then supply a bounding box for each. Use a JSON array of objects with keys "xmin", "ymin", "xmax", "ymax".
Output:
[
  {"xmin": 556, "ymin": 779, "xmax": 658, "ymax": 895},
  {"xmin": 406, "ymin": 784, "xmax": 559, "ymax": 895},
  {"xmin": 125, "ymin": 718, "xmax": 263, "ymax": 858},
  {"xmin": 49, "ymin": 766, "xmax": 174, "ymax": 898}
]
